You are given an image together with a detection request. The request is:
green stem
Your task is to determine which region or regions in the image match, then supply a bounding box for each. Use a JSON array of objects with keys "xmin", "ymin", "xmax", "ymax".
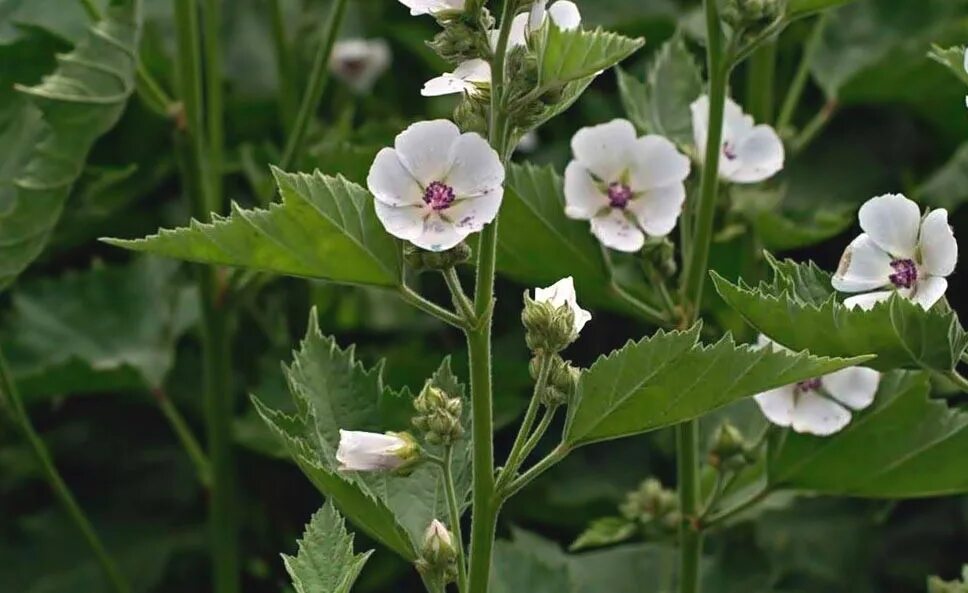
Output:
[
  {"xmin": 791, "ymin": 100, "xmax": 837, "ymax": 154},
  {"xmin": 776, "ymin": 13, "xmax": 828, "ymax": 132},
  {"xmin": 0, "ymin": 348, "xmax": 130, "ymax": 593},
  {"xmin": 399, "ymin": 285, "xmax": 468, "ymax": 330},
  {"xmin": 745, "ymin": 40, "xmax": 776, "ymax": 124},
  {"xmin": 202, "ymin": 0, "xmax": 224, "ymax": 213},
  {"xmin": 676, "ymin": 422, "xmax": 703, "ymax": 593},
  {"xmin": 442, "ymin": 447, "xmax": 469, "ymax": 593},
  {"xmin": 269, "ymin": 0, "xmax": 298, "ymax": 133},
  {"xmin": 961, "ymin": 351, "xmax": 968, "ymax": 365},
  {"xmin": 276, "ymin": 0, "xmax": 349, "ymax": 176},
  {"xmin": 495, "ymin": 353, "xmax": 550, "ymax": 491},
  {"xmin": 466, "ymin": 2, "xmax": 516, "ymax": 592},
  {"xmin": 944, "ymin": 370, "xmax": 968, "ymax": 393},
  {"xmin": 443, "ymin": 268, "xmax": 477, "ymax": 324},
  {"xmin": 152, "ymin": 389, "xmax": 212, "ymax": 487},
  {"xmin": 517, "ymin": 406, "xmax": 556, "ymax": 466},
  {"xmin": 502, "ymin": 444, "xmax": 569, "ymax": 501},
  {"xmin": 703, "ymin": 486, "xmax": 771, "ymax": 527}
]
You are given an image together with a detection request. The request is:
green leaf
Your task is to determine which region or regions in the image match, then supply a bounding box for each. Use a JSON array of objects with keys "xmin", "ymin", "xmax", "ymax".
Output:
[
  {"xmin": 253, "ymin": 309, "xmax": 470, "ymax": 560},
  {"xmin": 769, "ymin": 372, "xmax": 968, "ymax": 497},
  {"xmin": 731, "ymin": 186, "xmax": 854, "ymax": 252},
  {"xmin": 788, "ymin": 0, "xmax": 860, "ymax": 17},
  {"xmin": 0, "ymin": 4, "xmax": 141, "ymax": 289},
  {"xmin": 918, "ymin": 142, "xmax": 968, "ymax": 210},
  {"xmin": 2, "ymin": 257, "xmax": 197, "ymax": 400},
  {"xmin": 615, "ymin": 66, "xmax": 649, "ymax": 133},
  {"xmin": 284, "ymin": 502, "xmax": 373, "ymax": 593},
  {"xmin": 711, "ymin": 255, "xmax": 968, "ymax": 372},
  {"xmin": 491, "ymin": 529, "xmax": 574, "ymax": 593},
  {"xmin": 105, "ymin": 168, "xmax": 403, "ymax": 288},
  {"xmin": 637, "ymin": 33, "xmax": 703, "ymax": 146},
  {"xmin": 928, "ymin": 44, "xmax": 968, "ymax": 87},
  {"xmin": 563, "ymin": 324, "xmax": 869, "ymax": 447},
  {"xmin": 538, "ymin": 25, "xmax": 644, "ymax": 88},
  {"xmin": 569, "ymin": 517, "xmax": 638, "ymax": 551}
]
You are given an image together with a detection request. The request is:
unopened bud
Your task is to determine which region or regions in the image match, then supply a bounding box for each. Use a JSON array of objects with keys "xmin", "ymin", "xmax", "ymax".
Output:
[
  {"xmin": 522, "ymin": 278, "xmax": 591, "ymax": 353},
  {"xmin": 413, "ymin": 384, "xmax": 464, "ymax": 446},
  {"xmin": 336, "ymin": 430, "xmax": 420, "ymax": 474},
  {"xmin": 416, "ymin": 520, "xmax": 459, "ymax": 583},
  {"xmin": 620, "ymin": 478, "xmax": 680, "ymax": 534},
  {"xmin": 427, "ymin": 21, "xmax": 491, "ymax": 64},
  {"xmin": 721, "ymin": 0, "xmax": 785, "ymax": 30},
  {"xmin": 404, "ymin": 242, "xmax": 472, "ymax": 271},
  {"xmin": 708, "ymin": 422, "xmax": 755, "ymax": 470},
  {"xmin": 642, "ymin": 236, "xmax": 677, "ymax": 278},
  {"xmin": 453, "ymin": 93, "xmax": 490, "ymax": 136}
]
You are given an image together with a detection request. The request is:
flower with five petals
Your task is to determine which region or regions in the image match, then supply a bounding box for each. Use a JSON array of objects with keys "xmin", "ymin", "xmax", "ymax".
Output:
[{"xmin": 691, "ymin": 95, "xmax": 784, "ymax": 184}]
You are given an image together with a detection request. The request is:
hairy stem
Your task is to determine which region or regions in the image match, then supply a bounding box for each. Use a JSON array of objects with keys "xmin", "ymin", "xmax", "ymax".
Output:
[
  {"xmin": 944, "ymin": 370, "xmax": 968, "ymax": 393},
  {"xmin": 443, "ymin": 447, "xmax": 469, "ymax": 593},
  {"xmin": 0, "ymin": 348, "xmax": 130, "ymax": 593},
  {"xmin": 399, "ymin": 285, "xmax": 468, "ymax": 330},
  {"xmin": 676, "ymin": 421, "xmax": 703, "ymax": 593},
  {"xmin": 503, "ymin": 444, "xmax": 569, "ymax": 500},
  {"xmin": 443, "ymin": 268, "xmax": 477, "ymax": 324},
  {"xmin": 496, "ymin": 353, "xmax": 551, "ymax": 491}
]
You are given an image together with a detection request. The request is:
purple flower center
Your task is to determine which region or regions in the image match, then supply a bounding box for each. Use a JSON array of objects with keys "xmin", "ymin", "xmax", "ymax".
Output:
[
  {"xmin": 722, "ymin": 141, "xmax": 737, "ymax": 161},
  {"xmin": 794, "ymin": 377, "xmax": 822, "ymax": 396},
  {"xmin": 607, "ymin": 182, "xmax": 633, "ymax": 209},
  {"xmin": 423, "ymin": 181, "xmax": 455, "ymax": 211},
  {"xmin": 889, "ymin": 258, "xmax": 918, "ymax": 289}
]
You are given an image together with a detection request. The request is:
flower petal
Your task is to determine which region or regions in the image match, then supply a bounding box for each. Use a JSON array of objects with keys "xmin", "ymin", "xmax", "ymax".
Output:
[
  {"xmin": 822, "ymin": 366, "xmax": 880, "ymax": 411},
  {"xmin": 395, "ymin": 119, "xmax": 460, "ymax": 184},
  {"xmin": 529, "ymin": 0, "xmax": 548, "ymax": 30},
  {"xmin": 726, "ymin": 124, "xmax": 785, "ymax": 184},
  {"xmin": 564, "ymin": 161, "xmax": 608, "ymax": 220},
  {"xmin": 398, "ymin": 0, "xmax": 464, "ymax": 16},
  {"xmin": 374, "ymin": 201, "xmax": 426, "ymax": 242},
  {"xmin": 843, "ymin": 290, "xmax": 894, "ymax": 311},
  {"xmin": 445, "ymin": 132, "xmax": 505, "ymax": 197},
  {"xmin": 691, "ymin": 95, "xmax": 750, "ymax": 157},
  {"xmin": 337, "ymin": 430, "xmax": 405, "ymax": 471},
  {"xmin": 918, "ymin": 208, "xmax": 957, "ymax": 277},
  {"xmin": 858, "ymin": 193, "xmax": 921, "ymax": 258},
  {"xmin": 831, "ymin": 233, "xmax": 893, "ymax": 293},
  {"xmin": 754, "ymin": 385, "xmax": 796, "ymax": 427},
  {"xmin": 548, "ymin": 0, "xmax": 581, "ymax": 29},
  {"xmin": 534, "ymin": 276, "xmax": 592, "ymax": 334},
  {"xmin": 413, "ymin": 214, "xmax": 467, "ymax": 252},
  {"xmin": 912, "ymin": 276, "xmax": 948, "ymax": 310},
  {"xmin": 367, "ymin": 148, "xmax": 424, "ymax": 206},
  {"xmin": 570, "ymin": 119, "xmax": 637, "ymax": 182},
  {"xmin": 443, "ymin": 188, "xmax": 503, "ymax": 234},
  {"xmin": 503, "ymin": 12, "xmax": 529, "ymax": 49},
  {"xmin": 421, "ymin": 74, "xmax": 472, "ymax": 96},
  {"xmin": 627, "ymin": 183, "xmax": 685, "ymax": 238},
  {"xmin": 627, "ymin": 135, "xmax": 691, "ymax": 190},
  {"xmin": 791, "ymin": 392, "xmax": 852, "ymax": 436},
  {"xmin": 590, "ymin": 209, "xmax": 645, "ymax": 252}
]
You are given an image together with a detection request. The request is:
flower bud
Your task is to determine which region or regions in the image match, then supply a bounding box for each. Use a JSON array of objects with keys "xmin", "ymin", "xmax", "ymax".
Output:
[
  {"xmin": 708, "ymin": 422, "xmax": 755, "ymax": 471},
  {"xmin": 929, "ymin": 567, "xmax": 968, "ymax": 593},
  {"xmin": 416, "ymin": 520, "xmax": 459, "ymax": 582},
  {"xmin": 404, "ymin": 242, "xmax": 472, "ymax": 271},
  {"xmin": 413, "ymin": 384, "xmax": 464, "ymax": 446},
  {"xmin": 522, "ymin": 277, "xmax": 591, "ymax": 353},
  {"xmin": 530, "ymin": 354, "xmax": 579, "ymax": 407},
  {"xmin": 336, "ymin": 430, "xmax": 419, "ymax": 472},
  {"xmin": 721, "ymin": 0, "xmax": 785, "ymax": 31},
  {"xmin": 453, "ymin": 93, "xmax": 490, "ymax": 136},
  {"xmin": 620, "ymin": 478, "xmax": 680, "ymax": 534},
  {"xmin": 427, "ymin": 21, "xmax": 492, "ymax": 64},
  {"xmin": 641, "ymin": 236, "xmax": 677, "ymax": 278}
]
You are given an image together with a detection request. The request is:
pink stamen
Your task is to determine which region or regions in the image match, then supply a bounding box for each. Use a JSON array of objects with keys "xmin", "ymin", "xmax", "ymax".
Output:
[{"xmin": 423, "ymin": 181, "xmax": 455, "ymax": 211}]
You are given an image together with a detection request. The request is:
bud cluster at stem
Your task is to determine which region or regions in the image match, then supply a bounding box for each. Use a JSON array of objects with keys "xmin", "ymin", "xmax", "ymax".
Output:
[
  {"xmin": 416, "ymin": 519, "xmax": 459, "ymax": 584},
  {"xmin": 707, "ymin": 421, "xmax": 757, "ymax": 471},
  {"xmin": 720, "ymin": 0, "xmax": 786, "ymax": 32},
  {"xmin": 641, "ymin": 236, "xmax": 678, "ymax": 278},
  {"xmin": 619, "ymin": 478, "xmax": 681, "ymax": 535},
  {"xmin": 529, "ymin": 354, "xmax": 579, "ymax": 407},
  {"xmin": 404, "ymin": 242, "xmax": 473, "ymax": 271},
  {"xmin": 412, "ymin": 384, "xmax": 464, "ymax": 445}
]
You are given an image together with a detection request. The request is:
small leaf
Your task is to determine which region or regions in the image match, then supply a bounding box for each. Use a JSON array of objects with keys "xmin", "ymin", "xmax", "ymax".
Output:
[
  {"xmin": 538, "ymin": 25, "xmax": 644, "ymax": 88},
  {"xmin": 569, "ymin": 517, "xmax": 638, "ymax": 551},
  {"xmin": 563, "ymin": 324, "xmax": 869, "ymax": 447},
  {"xmin": 711, "ymin": 255, "xmax": 968, "ymax": 372},
  {"xmin": 284, "ymin": 502, "xmax": 373, "ymax": 593},
  {"xmin": 616, "ymin": 66, "xmax": 649, "ymax": 133},
  {"xmin": 769, "ymin": 372, "xmax": 968, "ymax": 497},
  {"xmin": 0, "ymin": 5, "xmax": 141, "ymax": 289},
  {"xmin": 105, "ymin": 169, "xmax": 403, "ymax": 288},
  {"xmin": 641, "ymin": 34, "xmax": 703, "ymax": 146}
]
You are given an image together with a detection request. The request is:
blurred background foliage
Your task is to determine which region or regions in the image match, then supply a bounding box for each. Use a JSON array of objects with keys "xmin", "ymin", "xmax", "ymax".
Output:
[{"xmin": 0, "ymin": 0, "xmax": 966, "ymax": 591}]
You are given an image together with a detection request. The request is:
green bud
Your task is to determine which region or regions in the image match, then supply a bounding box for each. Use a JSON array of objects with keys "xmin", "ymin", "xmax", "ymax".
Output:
[
  {"xmin": 708, "ymin": 422, "xmax": 755, "ymax": 471},
  {"xmin": 522, "ymin": 291, "xmax": 578, "ymax": 353},
  {"xmin": 427, "ymin": 21, "xmax": 492, "ymax": 64},
  {"xmin": 929, "ymin": 567, "xmax": 968, "ymax": 593},
  {"xmin": 453, "ymin": 93, "xmax": 490, "ymax": 136},
  {"xmin": 405, "ymin": 242, "xmax": 472, "ymax": 272},
  {"xmin": 641, "ymin": 236, "xmax": 678, "ymax": 278},
  {"xmin": 412, "ymin": 384, "xmax": 464, "ymax": 446},
  {"xmin": 545, "ymin": 355, "xmax": 579, "ymax": 407},
  {"xmin": 620, "ymin": 478, "xmax": 680, "ymax": 534},
  {"xmin": 720, "ymin": 0, "xmax": 786, "ymax": 31},
  {"xmin": 416, "ymin": 520, "xmax": 459, "ymax": 584}
]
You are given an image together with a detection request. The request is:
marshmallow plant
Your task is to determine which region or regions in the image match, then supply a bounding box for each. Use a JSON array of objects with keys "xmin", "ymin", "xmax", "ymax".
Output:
[{"xmin": 100, "ymin": 1, "xmax": 968, "ymax": 593}]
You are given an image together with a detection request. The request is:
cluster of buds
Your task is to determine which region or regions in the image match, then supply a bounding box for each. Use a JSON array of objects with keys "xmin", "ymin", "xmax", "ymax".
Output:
[
  {"xmin": 720, "ymin": 0, "xmax": 786, "ymax": 32},
  {"xmin": 404, "ymin": 242, "xmax": 472, "ymax": 272},
  {"xmin": 529, "ymin": 354, "xmax": 579, "ymax": 407},
  {"xmin": 641, "ymin": 236, "xmax": 678, "ymax": 279},
  {"xmin": 619, "ymin": 478, "xmax": 681, "ymax": 535},
  {"xmin": 413, "ymin": 384, "xmax": 464, "ymax": 446},
  {"xmin": 416, "ymin": 520, "xmax": 459, "ymax": 585},
  {"xmin": 707, "ymin": 421, "xmax": 757, "ymax": 471},
  {"xmin": 522, "ymin": 277, "xmax": 591, "ymax": 354}
]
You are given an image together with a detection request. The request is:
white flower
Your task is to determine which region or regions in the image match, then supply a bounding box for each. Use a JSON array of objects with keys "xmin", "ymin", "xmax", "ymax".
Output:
[
  {"xmin": 964, "ymin": 48, "xmax": 968, "ymax": 108},
  {"xmin": 533, "ymin": 276, "xmax": 592, "ymax": 336},
  {"xmin": 329, "ymin": 39, "xmax": 391, "ymax": 94},
  {"xmin": 690, "ymin": 95, "xmax": 784, "ymax": 184},
  {"xmin": 421, "ymin": 59, "xmax": 491, "ymax": 97},
  {"xmin": 563, "ymin": 119, "xmax": 691, "ymax": 252},
  {"xmin": 367, "ymin": 119, "xmax": 505, "ymax": 252},
  {"xmin": 336, "ymin": 430, "xmax": 415, "ymax": 471},
  {"xmin": 398, "ymin": 0, "xmax": 464, "ymax": 16},
  {"xmin": 832, "ymin": 194, "xmax": 957, "ymax": 311},
  {"xmin": 498, "ymin": 0, "xmax": 581, "ymax": 49},
  {"xmin": 424, "ymin": 519, "xmax": 454, "ymax": 552},
  {"xmin": 753, "ymin": 337, "xmax": 880, "ymax": 436}
]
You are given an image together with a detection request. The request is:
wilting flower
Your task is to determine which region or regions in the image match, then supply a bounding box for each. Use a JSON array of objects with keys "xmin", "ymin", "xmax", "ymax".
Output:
[
  {"xmin": 336, "ymin": 430, "xmax": 418, "ymax": 471},
  {"xmin": 753, "ymin": 337, "xmax": 880, "ymax": 436},
  {"xmin": 500, "ymin": 0, "xmax": 581, "ymax": 49},
  {"xmin": 421, "ymin": 58, "xmax": 491, "ymax": 97},
  {"xmin": 832, "ymin": 194, "xmax": 957, "ymax": 311},
  {"xmin": 564, "ymin": 119, "xmax": 690, "ymax": 252},
  {"xmin": 691, "ymin": 95, "xmax": 784, "ymax": 184},
  {"xmin": 367, "ymin": 119, "xmax": 505, "ymax": 252},
  {"xmin": 329, "ymin": 39, "xmax": 391, "ymax": 94},
  {"xmin": 398, "ymin": 0, "xmax": 465, "ymax": 16},
  {"xmin": 534, "ymin": 276, "xmax": 592, "ymax": 336}
]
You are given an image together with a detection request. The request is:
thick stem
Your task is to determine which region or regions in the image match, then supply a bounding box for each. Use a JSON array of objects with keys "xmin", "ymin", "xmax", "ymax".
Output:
[
  {"xmin": 676, "ymin": 422, "xmax": 703, "ymax": 593},
  {"xmin": 202, "ymin": 0, "xmax": 224, "ymax": 213},
  {"xmin": 745, "ymin": 41, "xmax": 776, "ymax": 124},
  {"xmin": 443, "ymin": 447, "xmax": 469, "ymax": 593},
  {"xmin": 0, "ymin": 348, "xmax": 130, "ymax": 593}
]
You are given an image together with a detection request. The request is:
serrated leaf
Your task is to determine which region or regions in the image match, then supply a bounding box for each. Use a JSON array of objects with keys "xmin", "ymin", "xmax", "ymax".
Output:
[
  {"xmin": 769, "ymin": 372, "xmax": 968, "ymax": 497},
  {"xmin": 253, "ymin": 309, "xmax": 470, "ymax": 560},
  {"xmin": 538, "ymin": 25, "xmax": 644, "ymax": 88},
  {"xmin": 569, "ymin": 517, "xmax": 637, "ymax": 552},
  {"xmin": 283, "ymin": 502, "xmax": 373, "ymax": 593},
  {"xmin": 563, "ymin": 324, "xmax": 869, "ymax": 447},
  {"xmin": 2, "ymin": 257, "xmax": 197, "ymax": 400},
  {"xmin": 0, "ymin": 4, "xmax": 140, "ymax": 289},
  {"xmin": 641, "ymin": 34, "xmax": 703, "ymax": 146},
  {"xmin": 711, "ymin": 256, "xmax": 968, "ymax": 372},
  {"xmin": 615, "ymin": 66, "xmax": 649, "ymax": 133},
  {"xmin": 105, "ymin": 169, "xmax": 403, "ymax": 288}
]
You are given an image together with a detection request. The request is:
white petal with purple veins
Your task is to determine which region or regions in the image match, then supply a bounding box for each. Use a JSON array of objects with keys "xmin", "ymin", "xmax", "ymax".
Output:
[
  {"xmin": 628, "ymin": 135, "xmax": 691, "ymax": 190},
  {"xmin": 367, "ymin": 148, "xmax": 424, "ymax": 206},
  {"xmin": 858, "ymin": 193, "xmax": 921, "ymax": 258},
  {"xmin": 831, "ymin": 233, "xmax": 894, "ymax": 293},
  {"xmin": 445, "ymin": 132, "xmax": 505, "ymax": 196},
  {"xmin": 726, "ymin": 125, "xmax": 785, "ymax": 184},
  {"xmin": 444, "ymin": 189, "xmax": 503, "ymax": 234},
  {"xmin": 414, "ymin": 213, "xmax": 467, "ymax": 252},
  {"xmin": 590, "ymin": 209, "xmax": 645, "ymax": 252},
  {"xmin": 374, "ymin": 201, "xmax": 426, "ymax": 242}
]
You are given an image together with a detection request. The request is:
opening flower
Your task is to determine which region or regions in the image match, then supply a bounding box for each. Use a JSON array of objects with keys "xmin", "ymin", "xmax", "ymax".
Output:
[
  {"xmin": 501, "ymin": 0, "xmax": 581, "ymax": 49},
  {"xmin": 563, "ymin": 119, "xmax": 691, "ymax": 252},
  {"xmin": 534, "ymin": 276, "xmax": 592, "ymax": 336},
  {"xmin": 832, "ymin": 193, "xmax": 957, "ymax": 311},
  {"xmin": 367, "ymin": 119, "xmax": 505, "ymax": 252},
  {"xmin": 753, "ymin": 337, "xmax": 880, "ymax": 436},
  {"xmin": 398, "ymin": 0, "xmax": 465, "ymax": 17},
  {"xmin": 336, "ymin": 430, "xmax": 417, "ymax": 471},
  {"xmin": 421, "ymin": 58, "xmax": 491, "ymax": 97},
  {"xmin": 691, "ymin": 95, "xmax": 784, "ymax": 184},
  {"xmin": 329, "ymin": 39, "xmax": 392, "ymax": 94}
]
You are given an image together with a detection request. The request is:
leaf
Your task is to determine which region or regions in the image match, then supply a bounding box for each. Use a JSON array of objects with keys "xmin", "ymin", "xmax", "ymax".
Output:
[
  {"xmin": 640, "ymin": 34, "xmax": 703, "ymax": 146},
  {"xmin": 787, "ymin": 0, "xmax": 860, "ymax": 17},
  {"xmin": 616, "ymin": 66, "xmax": 649, "ymax": 133},
  {"xmin": 1, "ymin": 257, "xmax": 197, "ymax": 401},
  {"xmin": 769, "ymin": 372, "xmax": 968, "ymax": 497},
  {"xmin": 731, "ymin": 185, "xmax": 854, "ymax": 251},
  {"xmin": 0, "ymin": 4, "xmax": 141, "ymax": 289},
  {"xmin": 538, "ymin": 25, "xmax": 644, "ymax": 88},
  {"xmin": 711, "ymin": 255, "xmax": 968, "ymax": 372},
  {"xmin": 283, "ymin": 502, "xmax": 373, "ymax": 593},
  {"xmin": 563, "ymin": 324, "xmax": 869, "ymax": 447},
  {"xmin": 918, "ymin": 142, "xmax": 968, "ymax": 210},
  {"xmin": 928, "ymin": 44, "xmax": 968, "ymax": 88},
  {"xmin": 569, "ymin": 517, "xmax": 637, "ymax": 551},
  {"xmin": 105, "ymin": 168, "xmax": 403, "ymax": 288},
  {"xmin": 253, "ymin": 309, "xmax": 471, "ymax": 560},
  {"xmin": 491, "ymin": 529, "xmax": 574, "ymax": 593}
]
